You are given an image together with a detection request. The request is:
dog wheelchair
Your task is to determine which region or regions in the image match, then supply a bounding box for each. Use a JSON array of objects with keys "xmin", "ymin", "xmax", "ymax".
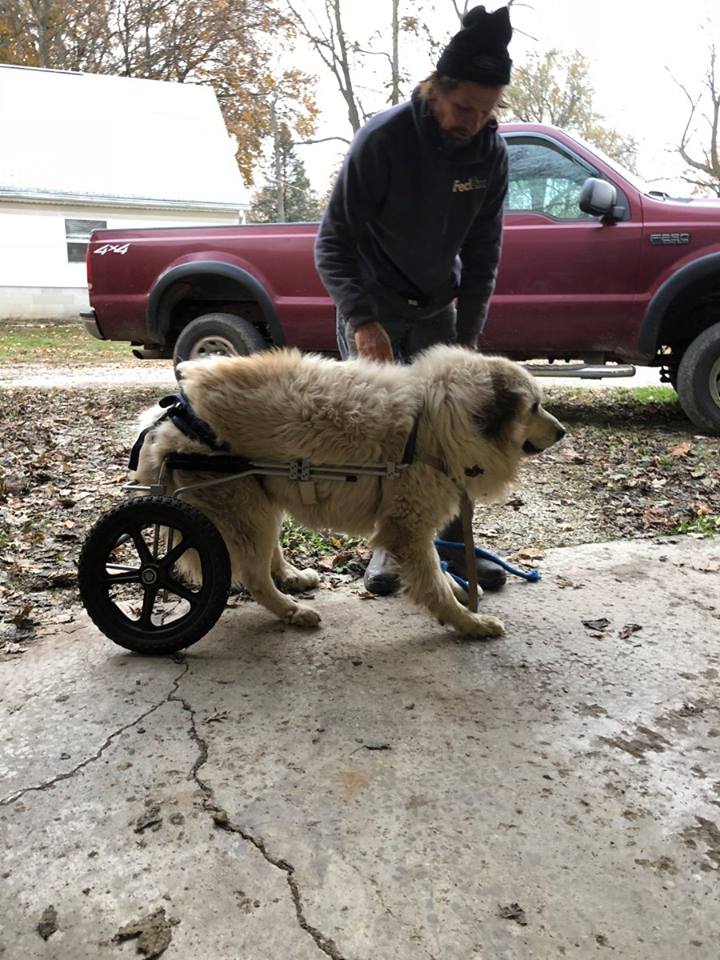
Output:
[
  {"xmin": 78, "ymin": 427, "xmax": 540, "ymax": 657},
  {"xmin": 78, "ymin": 449, "xmax": 420, "ymax": 656}
]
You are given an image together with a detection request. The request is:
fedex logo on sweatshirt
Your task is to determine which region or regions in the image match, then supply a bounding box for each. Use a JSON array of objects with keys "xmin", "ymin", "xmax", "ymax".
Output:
[{"xmin": 452, "ymin": 177, "xmax": 486, "ymax": 193}]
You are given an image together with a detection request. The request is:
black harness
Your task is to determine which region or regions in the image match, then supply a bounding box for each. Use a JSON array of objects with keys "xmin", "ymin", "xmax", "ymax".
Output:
[{"xmin": 128, "ymin": 393, "xmax": 229, "ymax": 471}]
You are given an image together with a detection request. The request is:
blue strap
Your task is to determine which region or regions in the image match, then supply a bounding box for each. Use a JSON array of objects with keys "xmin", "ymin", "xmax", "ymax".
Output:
[
  {"xmin": 434, "ymin": 538, "xmax": 542, "ymax": 583},
  {"xmin": 437, "ymin": 559, "xmax": 477, "ymax": 596}
]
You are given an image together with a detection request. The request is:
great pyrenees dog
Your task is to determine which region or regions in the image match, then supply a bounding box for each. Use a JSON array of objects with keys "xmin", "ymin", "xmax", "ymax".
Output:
[{"xmin": 132, "ymin": 345, "xmax": 565, "ymax": 638}]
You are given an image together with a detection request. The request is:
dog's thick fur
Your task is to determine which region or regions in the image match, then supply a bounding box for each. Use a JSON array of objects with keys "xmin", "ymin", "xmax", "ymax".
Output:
[{"xmin": 133, "ymin": 345, "xmax": 564, "ymax": 638}]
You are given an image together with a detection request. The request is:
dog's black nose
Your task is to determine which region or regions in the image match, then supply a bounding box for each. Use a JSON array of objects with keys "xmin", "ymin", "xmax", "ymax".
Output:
[{"xmin": 556, "ymin": 427, "xmax": 566, "ymax": 441}]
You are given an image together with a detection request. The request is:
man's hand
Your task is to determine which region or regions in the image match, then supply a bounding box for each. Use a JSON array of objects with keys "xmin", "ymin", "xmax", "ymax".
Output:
[{"xmin": 353, "ymin": 321, "xmax": 394, "ymax": 363}]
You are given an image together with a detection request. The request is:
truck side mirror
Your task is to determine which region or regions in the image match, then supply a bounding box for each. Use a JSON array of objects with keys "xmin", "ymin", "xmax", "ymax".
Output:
[{"xmin": 579, "ymin": 177, "xmax": 619, "ymax": 221}]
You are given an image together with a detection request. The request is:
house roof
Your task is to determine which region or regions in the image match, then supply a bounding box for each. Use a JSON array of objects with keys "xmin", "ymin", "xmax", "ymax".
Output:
[{"xmin": 0, "ymin": 64, "xmax": 249, "ymax": 210}]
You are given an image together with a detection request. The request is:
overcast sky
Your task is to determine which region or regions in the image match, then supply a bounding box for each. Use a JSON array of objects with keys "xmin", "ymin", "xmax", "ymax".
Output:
[{"xmin": 289, "ymin": 0, "xmax": 718, "ymax": 197}]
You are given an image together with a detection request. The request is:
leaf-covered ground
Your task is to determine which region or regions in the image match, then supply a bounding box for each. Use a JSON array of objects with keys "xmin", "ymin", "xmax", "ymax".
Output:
[{"xmin": 1, "ymin": 381, "xmax": 718, "ymax": 652}]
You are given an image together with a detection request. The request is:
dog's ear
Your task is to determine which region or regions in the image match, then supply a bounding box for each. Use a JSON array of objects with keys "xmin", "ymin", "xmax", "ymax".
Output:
[{"xmin": 475, "ymin": 369, "xmax": 520, "ymax": 438}]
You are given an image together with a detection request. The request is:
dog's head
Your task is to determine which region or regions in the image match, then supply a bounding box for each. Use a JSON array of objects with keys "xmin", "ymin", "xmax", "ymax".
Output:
[
  {"xmin": 479, "ymin": 357, "xmax": 566, "ymax": 457},
  {"xmin": 412, "ymin": 347, "xmax": 566, "ymax": 495}
]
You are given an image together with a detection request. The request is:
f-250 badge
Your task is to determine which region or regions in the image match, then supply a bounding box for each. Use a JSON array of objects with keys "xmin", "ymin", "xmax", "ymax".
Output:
[
  {"xmin": 94, "ymin": 243, "xmax": 130, "ymax": 255},
  {"xmin": 649, "ymin": 233, "xmax": 690, "ymax": 245}
]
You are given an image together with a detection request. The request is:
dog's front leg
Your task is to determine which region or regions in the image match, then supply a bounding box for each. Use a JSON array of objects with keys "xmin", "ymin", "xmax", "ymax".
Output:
[
  {"xmin": 393, "ymin": 538, "xmax": 504, "ymax": 638},
  {"xmin": 239, "ymin": 557, "xmax": 321, "ymax": 628},
  {"xmin": 271, "ymin": 542, "xmax": 321, "ymax": 593}
]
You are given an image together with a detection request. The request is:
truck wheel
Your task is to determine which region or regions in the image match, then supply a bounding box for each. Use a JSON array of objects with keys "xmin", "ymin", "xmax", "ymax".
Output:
[
  {"xmin": 173, "ymin": 312, "xmax": 266, "ymax": 365},
  {"xmin": 676, "ymin": 321, "xmax": 720, "ymax": 436}
]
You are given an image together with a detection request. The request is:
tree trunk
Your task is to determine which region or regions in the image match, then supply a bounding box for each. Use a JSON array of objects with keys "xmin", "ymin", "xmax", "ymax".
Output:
[
  {"xmin": 390, "ymin": 0, "xmax": 400, "ymax": 105},
  {"xmin": 270, "ymin": 101, "xmax": 286, "ymax": 222}
]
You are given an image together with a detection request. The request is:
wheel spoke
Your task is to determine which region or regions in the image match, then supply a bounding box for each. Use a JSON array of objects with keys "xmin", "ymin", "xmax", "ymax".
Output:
[
  {"xmin": 105, "ymin": 567, "xmax": 142, "ymax": 585},
  {"xmin": 165, "ymin": 577, "xmax": 199, "ymax": 605},
  {"xmin": 131, "ymin": 528, "xmax": 154, "ymax": 565},
  {"xmin": 162, "ymin": 537, "xmax": 194, "ymax": 569},
  {"xmin": 139, "ymin": 585, "xmax": 159, "ymax": 629}
]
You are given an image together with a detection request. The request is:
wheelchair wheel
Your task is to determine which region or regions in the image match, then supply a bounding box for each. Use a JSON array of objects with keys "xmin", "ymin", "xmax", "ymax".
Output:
[{"xmin": 78, "ymin": 497, "xmax": 231, "ymax": 655}]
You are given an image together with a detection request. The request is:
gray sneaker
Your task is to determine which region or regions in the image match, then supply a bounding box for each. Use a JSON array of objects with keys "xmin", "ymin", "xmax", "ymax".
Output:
[{"xmin": 363, "ymin": 548, "xmax": 401, "ymax": 595}]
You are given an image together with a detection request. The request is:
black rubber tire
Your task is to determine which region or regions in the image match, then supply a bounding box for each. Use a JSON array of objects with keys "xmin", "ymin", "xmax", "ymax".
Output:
[
  {"xmin": 676, "ymin": 321, "xmax": 720, "ymax": 436},
  {"xmin": 173, "ymin": 312, "xmax": 266, "ymax": 366},
  {"xmin": 78, "ymin": 497, "xmax": 231, "ymax": 655}
]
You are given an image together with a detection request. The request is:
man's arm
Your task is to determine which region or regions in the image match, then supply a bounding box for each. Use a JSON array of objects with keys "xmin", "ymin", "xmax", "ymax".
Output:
[
  {"xmin": 314, "ymin": 132, "xmax": 389, "ymax": 335},
  {"xmin": 455, "ymin": 147, "xmax": 509, "ymax": 348}
]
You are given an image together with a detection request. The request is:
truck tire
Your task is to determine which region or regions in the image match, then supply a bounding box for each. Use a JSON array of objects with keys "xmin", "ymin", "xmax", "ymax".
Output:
[
  {"xmin": 173, "ymin": 312, "xmax": 266, "ymax": 365},
  {"xmin": 676, "ymin": 321, "xmax": 720, "ymax": 435}
]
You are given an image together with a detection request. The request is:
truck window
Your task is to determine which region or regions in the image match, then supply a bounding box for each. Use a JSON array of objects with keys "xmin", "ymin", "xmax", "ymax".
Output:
[{"xmin": 505, "ymin": 140, "xmax": 594, "ymax": 221}]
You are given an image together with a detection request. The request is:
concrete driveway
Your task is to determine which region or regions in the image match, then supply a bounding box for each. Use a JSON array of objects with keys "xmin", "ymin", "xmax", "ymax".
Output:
[{"xmin": 1, "ymin": 536, "xmax": 719, "ymax": 959}]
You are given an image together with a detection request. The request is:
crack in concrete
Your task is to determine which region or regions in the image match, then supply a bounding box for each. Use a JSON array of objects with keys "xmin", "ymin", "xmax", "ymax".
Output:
[
  {"xmin": 170, "ymin": 665, "xmax": 349, "ymax": 960},
  {"xmin": 0, "ymin": 665, "xmax": 189, "ymax": 807}
]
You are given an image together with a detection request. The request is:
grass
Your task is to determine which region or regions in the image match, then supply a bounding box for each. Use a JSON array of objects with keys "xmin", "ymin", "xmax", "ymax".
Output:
[
  {"xmin": 673, "ymin": 513, "xmax": 720, "ymax": 536},
  {"xmin": 0, "ymin": 322, "xmax": 133, "ymax": 363}
]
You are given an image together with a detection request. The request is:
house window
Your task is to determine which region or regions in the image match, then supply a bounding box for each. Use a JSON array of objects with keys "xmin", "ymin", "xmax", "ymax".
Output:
[{"xmin": 65, "ymin": 218, "xmax": 107, "ymax": 263}]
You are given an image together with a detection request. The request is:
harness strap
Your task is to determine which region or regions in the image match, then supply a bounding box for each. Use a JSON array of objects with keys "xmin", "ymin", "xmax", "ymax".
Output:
[
  {"xmin": 459, "ymin": 494, "xmax": 479, "ymax": 612},
  {"xmin": 401, "ymin": 415, "xmax": 419, "ymax": 465},
  {"xmin": 401, "ymin": 413, "xmax": 449, "ymax": 476},
  {"xmin": 128, "ymin": 393, "xmax": 228, "ymax": 471},
  {"xmin": 163, "ymin": 453, "xmax": 254, "ymax": 473},
  {"xmin": 165, "ymin": 394, "xmax": 229, "ymax": 453}
]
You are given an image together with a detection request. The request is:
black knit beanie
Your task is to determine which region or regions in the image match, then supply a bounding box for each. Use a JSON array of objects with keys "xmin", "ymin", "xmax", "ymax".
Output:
[{"xmin": 436, "ymin": 5, "xmax": 513, "ymax": 86}]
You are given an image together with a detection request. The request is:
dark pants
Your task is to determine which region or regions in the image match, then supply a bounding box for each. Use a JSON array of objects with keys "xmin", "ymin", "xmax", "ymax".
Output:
[
  {"xmin": 337, "ymin": 304, "xmax": 505, "ymax": 588},
  {"xmin": 336, "ymin": 304, "xmax": 457, "ymax": 363}
]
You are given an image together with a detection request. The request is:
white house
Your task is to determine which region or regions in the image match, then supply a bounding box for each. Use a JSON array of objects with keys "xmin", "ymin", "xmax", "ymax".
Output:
[{"xmin": 0, "ymin": 64, "xmax": 250, "ymax": 321}]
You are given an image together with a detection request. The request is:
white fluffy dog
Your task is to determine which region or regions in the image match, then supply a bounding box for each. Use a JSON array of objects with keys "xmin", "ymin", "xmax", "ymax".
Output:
[{"xmin": 133, "ymin": 345, "xmax": 565, "ymax": 638}]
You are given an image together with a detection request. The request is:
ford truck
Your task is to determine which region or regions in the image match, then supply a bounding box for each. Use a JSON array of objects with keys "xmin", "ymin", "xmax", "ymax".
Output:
[{"xmin": 82, "ymin": 122, "xmax": 720, "ymax": 435}]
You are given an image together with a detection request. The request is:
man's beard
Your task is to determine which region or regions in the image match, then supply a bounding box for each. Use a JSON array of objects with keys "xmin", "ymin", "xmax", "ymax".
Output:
[{"xmin": 439, "ymin": 127, "xmax": 473, "ymax": 149}]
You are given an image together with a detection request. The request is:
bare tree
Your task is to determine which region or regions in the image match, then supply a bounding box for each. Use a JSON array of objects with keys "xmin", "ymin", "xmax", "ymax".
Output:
[
  {"xmin": 671, "ymin": 28, "xmax": 720, "ymax": 197},
  {"xmin": 286, "ymin": 0, "xmax": 426, "ymax": 134},
  {"xmin": 287, "ymin": 0, "xmax": 364, "ymax": 132},
  {"xmin": 505, "ymin": 48, "xmax": 639, "ymax": 171}
]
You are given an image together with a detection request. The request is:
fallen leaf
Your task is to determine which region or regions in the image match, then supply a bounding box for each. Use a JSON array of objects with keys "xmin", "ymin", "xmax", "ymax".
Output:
[
  {"xmin": 37, "ymin": 906, "xmax": 58, "ymax": 941},
  {"xmin": 498, "ymin": 902, "xmax": 527, "ymax": 926},
  {"xmin": 134, "ymin": 805, "xmax": 162, "ymax": 833},
  {"xmin": 11, "ymin": 604, "xmax": 33, "ymax": 626},
  {"xmin": 670, "ymin": 442, "xmax": 691, "ymax": 457},
  {"xmin": 582, "ymin": 618, "xmax": 610, "ymax": 631},
  {"xmin": 518, "ymin": 547, "xmax": 544, "ymax": 560},
  {"xmin": 115, "ymin": 908, "xmax": 175, "ymax": 959},
  {"xmin": 619, "ymin": 623, "xmax": 643, "ymax": 640},
  {"xmin": 206, "ymin": 710, "xmax": 228, "ymax": 723}
]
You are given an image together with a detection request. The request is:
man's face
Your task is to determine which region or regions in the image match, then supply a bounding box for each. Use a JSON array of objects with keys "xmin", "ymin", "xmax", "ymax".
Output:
[{"xmin": 430, "ymin": 81, "xmax": 504, "ymax": 145}]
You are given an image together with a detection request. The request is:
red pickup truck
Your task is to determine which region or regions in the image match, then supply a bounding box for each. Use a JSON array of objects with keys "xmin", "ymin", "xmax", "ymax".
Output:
[{"xmin": 83, "ymin": 122, "xmax": 720, "ymax": 435}]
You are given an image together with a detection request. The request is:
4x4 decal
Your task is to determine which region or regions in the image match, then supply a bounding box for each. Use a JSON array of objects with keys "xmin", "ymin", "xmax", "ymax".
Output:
[{"xmin": 94, "ymin": 243, "xmax": 130, "ymax": 255}]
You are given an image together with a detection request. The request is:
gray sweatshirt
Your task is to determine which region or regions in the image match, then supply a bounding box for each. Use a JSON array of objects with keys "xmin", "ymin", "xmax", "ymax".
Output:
[{"xmin": 314, "ymin": 88, "xmax": 508, "ymax": 347}]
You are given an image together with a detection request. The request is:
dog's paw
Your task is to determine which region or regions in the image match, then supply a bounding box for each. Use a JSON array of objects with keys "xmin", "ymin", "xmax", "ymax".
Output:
[
  {"xmin": 454, "ymin": 613, "xmax": 504, "ymax": 638},
  {"xmin": 279, "ymin": 568, "xmax": 321, "ymax": 593},
  {"xmin": 285, "ymin": 604, "xmax": 322, "ymax": 628}
]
